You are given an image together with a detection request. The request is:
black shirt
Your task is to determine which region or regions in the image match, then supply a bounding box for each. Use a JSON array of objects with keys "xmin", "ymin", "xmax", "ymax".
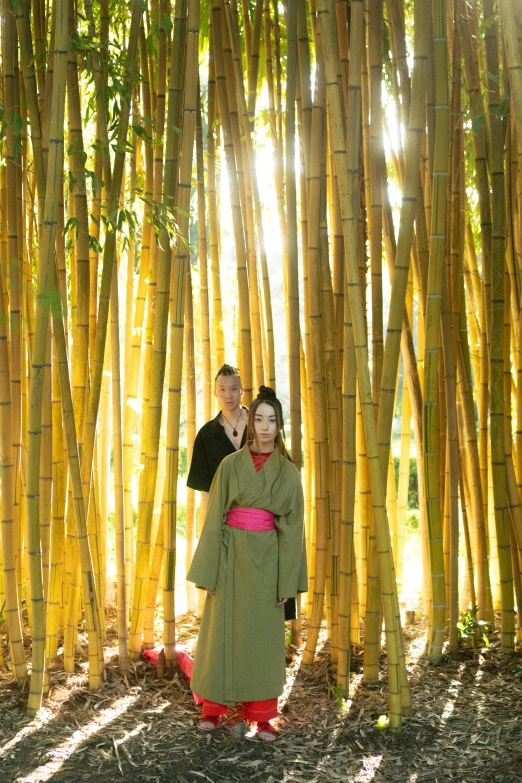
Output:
[{"xmin": 187, "ymin": 409, "xmax": 248, "ymax": 492}]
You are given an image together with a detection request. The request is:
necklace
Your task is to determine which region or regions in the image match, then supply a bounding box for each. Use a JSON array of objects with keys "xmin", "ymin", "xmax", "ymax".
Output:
[{"xmin": 222, "ymin": 409, "xmax": 242, "ymax": 437}]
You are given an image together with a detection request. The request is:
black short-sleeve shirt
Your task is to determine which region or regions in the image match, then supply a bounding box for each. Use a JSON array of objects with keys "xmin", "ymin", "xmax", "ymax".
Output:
[{"xmin": 186, "ymin": 409, "xmax": 248, "ymax": 492}]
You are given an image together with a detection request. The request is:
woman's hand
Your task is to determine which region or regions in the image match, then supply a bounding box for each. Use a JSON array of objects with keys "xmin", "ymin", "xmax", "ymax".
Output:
[
  {"xmin": 276, "ymin": 598, "xmax": 287, "ymax": 606},
  {"xmin": 207, "ymin": 590, "xmax": 215, "ymax": 596}
]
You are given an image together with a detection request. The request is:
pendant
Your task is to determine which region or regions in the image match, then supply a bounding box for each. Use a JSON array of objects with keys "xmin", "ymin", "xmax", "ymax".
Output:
[{"xmin": 233, "ymin": 429, "xmax": 238, "ymax": 437}]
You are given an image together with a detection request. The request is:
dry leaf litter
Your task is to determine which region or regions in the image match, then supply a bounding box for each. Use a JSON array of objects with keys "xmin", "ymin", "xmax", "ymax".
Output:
[{"xmin": 0, "ymin": 610, "xmax": 521, "ymax": 783}]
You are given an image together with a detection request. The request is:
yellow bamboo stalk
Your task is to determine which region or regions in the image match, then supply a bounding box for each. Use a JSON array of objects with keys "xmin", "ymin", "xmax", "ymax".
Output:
[
  {"xmin": 110, "ymin": 261, "xmax": 129, "ymax": 670},
  {"xmin": 484, "ymin": 0, "xmax": 515, "ymax": 651},
  {"xmin": 302, "ymin": 21, "xmax": 329, "ymax": 665},
  {"xmin": 67, "ymin": 1, "xmax": 91, "ymax": 465},
  {"xmin": 99, "ymin": 349, "xmax": 111, "ymax": 602},
  {"xmin": 0, "ymin": 224, "xmax": 26, "ymax": 684},
  {"xmin": 122, "ymin": 33, "xmax": 154, "ymax": 615},
  {"xmin": 163, "ymin": 0, "xmax": 200, "ymax": 662},
  {"xmin": 320, "ymin": 191, "xmax": 342, "ymax": 662},
  {"xmin": 338, "ymin": 0, "xmax": 363, "ymax": 694},
  {"xmin": 247, "ymin": 0, "xmax": 263, "ymax": 120},
  {"xmin": 128, "ymin": 0, "xmax": 190, "ymax": 660},
  {"xmin": 207, "ymin": 21, "xmax": 225, "ymax": 373},
  {"xmin": 80, "ymin": 0, "xmax": 143, "ymax": 579},
  {"xmin": 459, "ymin": 1, "xmax": 492, "ymax": 343},
  {"xmin": 24, "ymin": 0, "xmax": 70, "ymax": 715},
  {"xmin": 3, "ymin": 0, "xmax": 24, "ymax": 653},
  {"xmin": 223, "ymin": 0, "xmax": 265, "ymax": 390},
  {"xmin": 376, "ymin": 0, "xmax": 428, "ymax": 493},
  {"xmin": 144, "ymin": 504, "xmax": 164, "ymax": 646},
  {"xmin": 185, "ymin": 267, "xmax": 198, "ymax": 614},
  {"xmin": 282, "ymin": 0, "xmax": 301, "ymax": 457},
  {"xmin": 498, "ymin": 0, "xmax": 522, "ymax": 640},
  {"xmin": 46, "ymin": 337, "xmax": 67, "ymax": 661},
  {"xmin": 196, "ymin": 87, "xmax": 212, "ymax": 423},
  {"xmin": 317, "ymin": 0, "xmax": 408, "ymax": 729},
  {"xmin": 211, "ymin": 0, "xmax": 252, "ymax": 394},
  {"xmin": 419, "ymin": 0, "xmax": 451, "ymax": 661},
  {"xmin": 368, "ymin": 0, "xmax": 384, "ymax": 405}
]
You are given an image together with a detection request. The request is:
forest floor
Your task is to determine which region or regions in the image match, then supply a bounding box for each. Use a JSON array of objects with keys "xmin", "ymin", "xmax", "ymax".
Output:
[{"xmin": 1, "ymin": 610, "xmax": 521, "ymax": 783}]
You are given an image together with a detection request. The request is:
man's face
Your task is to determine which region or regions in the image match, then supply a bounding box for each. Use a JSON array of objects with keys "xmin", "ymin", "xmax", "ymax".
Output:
[{"xmin": 214, "ymin": 374, "xmax": 244, "ymax": 412}]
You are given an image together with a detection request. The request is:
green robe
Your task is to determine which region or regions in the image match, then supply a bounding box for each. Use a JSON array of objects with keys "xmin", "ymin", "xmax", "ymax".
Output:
[{"xmin": 187, "ymin": 445, "xmax": 307, "ymax": 705}]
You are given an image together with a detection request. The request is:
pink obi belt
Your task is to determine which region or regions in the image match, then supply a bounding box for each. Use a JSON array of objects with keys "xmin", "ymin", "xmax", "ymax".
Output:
[{"xmin": 225, "ymin": 507, "xmax": 275, "ymax": 532}]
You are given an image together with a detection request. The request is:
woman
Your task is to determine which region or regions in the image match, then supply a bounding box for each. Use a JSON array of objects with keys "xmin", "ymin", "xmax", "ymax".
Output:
[{"xmin": 187, "ymin": 386, "xmax": 307, "ymax": 741}]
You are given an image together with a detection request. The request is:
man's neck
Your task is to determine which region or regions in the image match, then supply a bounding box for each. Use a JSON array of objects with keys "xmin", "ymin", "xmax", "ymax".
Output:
[{"xmin": 221, "ymin": 405, "xmax": 242, "ymax": 420}]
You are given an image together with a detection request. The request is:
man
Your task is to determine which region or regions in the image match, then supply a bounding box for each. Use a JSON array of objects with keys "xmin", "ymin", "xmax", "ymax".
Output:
[{"xmin": 187, "ymin": 364, "xmax": 248, "ymax": 511}]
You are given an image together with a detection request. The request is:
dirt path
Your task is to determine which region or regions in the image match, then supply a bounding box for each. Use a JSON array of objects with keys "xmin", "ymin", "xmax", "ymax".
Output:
[{"xmin": 1, "ymin": 616, "xmax": 521, "ymax": 783}]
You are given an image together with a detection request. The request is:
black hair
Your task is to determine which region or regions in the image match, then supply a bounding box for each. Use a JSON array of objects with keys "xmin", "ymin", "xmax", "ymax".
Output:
[{"xmin": 214, "ymin": 363, "xmax": 241, "ymax": 383}]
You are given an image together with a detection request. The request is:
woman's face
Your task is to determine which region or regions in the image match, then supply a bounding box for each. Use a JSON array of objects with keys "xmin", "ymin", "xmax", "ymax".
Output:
[{"xmin": 253, "ymin": 402, "xmax": 279, "ymax": 448}]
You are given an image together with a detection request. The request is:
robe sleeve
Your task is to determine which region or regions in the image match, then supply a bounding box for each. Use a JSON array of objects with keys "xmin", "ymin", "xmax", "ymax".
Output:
[
  {"xmin": 275, "ymin": 469, "xmax": 307, "ymax": 598},
  {"xmin": 186, "ymin": 458, "xmax": 228, "ymax": 591}
]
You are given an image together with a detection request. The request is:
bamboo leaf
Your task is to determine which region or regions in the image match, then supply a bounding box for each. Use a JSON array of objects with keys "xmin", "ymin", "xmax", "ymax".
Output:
[
  {"xmin": 497, "ymin": 94, "xmax": 510, "ymax": 117},
  {"xmin": 484, "ymin": 67, "xmax": 500, "ymax": 84},
  {"xmin": 472, "ymin": 114, "xmax": 485, "ymax": 135}
]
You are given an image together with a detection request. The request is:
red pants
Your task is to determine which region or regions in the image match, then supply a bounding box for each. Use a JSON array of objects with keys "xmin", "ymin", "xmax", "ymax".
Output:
[{"xmin": 202, "ymin": 697, "xmax": 278, "ymax": 722}]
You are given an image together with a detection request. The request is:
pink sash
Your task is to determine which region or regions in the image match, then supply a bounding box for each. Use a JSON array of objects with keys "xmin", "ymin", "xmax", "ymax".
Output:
[{"xmin": 225, "ymin": 506, "xmax": 275, "ymax": 531}]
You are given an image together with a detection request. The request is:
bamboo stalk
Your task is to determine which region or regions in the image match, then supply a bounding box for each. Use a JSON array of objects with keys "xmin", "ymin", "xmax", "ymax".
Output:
[
  {"xmin": 212, "ymin": 0, "xmax": 252, "ymax": 397},
  {"xmin": 129, "ymin": 0, "xmax": 190, "ymax": 660},
  {"xmin": 316, "ymin": 0, "xmax": 408, "ymax": 729},
  {"xmin": 0, "ymin": 215, "xmax": 26, "ymax": 684},
  {"xmin": 24, "ymin": 0, "xmax": 69, "ymax": 715},
  {"xmin": 163, "ymin": 0, "xmax": 200, "ymax": 662},
  {"xmin": 110, "ymin": 260, "xmax": 129, "ymax": 670},
  {"xmin": 484, "ymin": 0, "xmax": 515, "ymax": 651},
  {"xmin": 283, "ymin": 0, "xmax": 302, "ymax": 461},
  {"xmin": 196, "ymin": 86, "xmax": 212, "ymax": 423}
]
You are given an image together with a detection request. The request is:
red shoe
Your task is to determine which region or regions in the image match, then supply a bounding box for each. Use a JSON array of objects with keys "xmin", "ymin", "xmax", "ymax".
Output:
[
  {"xmin": 199, "ymin": 714, "xmax": 221, "ymax": 731},
  {"xmin": 256, "ymin": 721, "xmax": 278, "ymax": 742}
]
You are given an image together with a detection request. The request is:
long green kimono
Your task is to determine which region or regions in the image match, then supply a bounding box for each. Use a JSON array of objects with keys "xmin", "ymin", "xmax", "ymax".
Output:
[{"xmin": 187, "ymin": 444, "xmax": 307, "ymax": 705}]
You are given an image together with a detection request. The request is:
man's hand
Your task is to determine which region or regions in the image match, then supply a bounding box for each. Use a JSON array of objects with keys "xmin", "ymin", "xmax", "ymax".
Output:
[{"xmin": 276, "ymin": 598, "xmax": 287, "ymax": 606}]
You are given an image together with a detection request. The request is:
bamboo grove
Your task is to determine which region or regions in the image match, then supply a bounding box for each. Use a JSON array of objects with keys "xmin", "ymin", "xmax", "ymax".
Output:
[{"xmin": 0, "ymin": 0, "xmax": 522, "ymax": 732}]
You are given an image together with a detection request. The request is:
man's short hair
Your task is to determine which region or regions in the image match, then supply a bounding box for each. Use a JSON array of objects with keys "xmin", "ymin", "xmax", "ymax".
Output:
[{"xmin": 215, "ymin": 364, "xmax": 241, "ymax": 383}]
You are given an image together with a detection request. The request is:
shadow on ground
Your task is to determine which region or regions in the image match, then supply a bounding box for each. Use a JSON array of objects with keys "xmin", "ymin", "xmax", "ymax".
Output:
[{"xmin": 1, "ymin": 614, "xmax": 521, "ymax": 783}]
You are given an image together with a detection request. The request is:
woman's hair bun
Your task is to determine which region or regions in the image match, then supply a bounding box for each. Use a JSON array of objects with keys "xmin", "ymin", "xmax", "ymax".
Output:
[{"xmin": 257, "ymin": 385, "xmax": 278, "ymax": 401}]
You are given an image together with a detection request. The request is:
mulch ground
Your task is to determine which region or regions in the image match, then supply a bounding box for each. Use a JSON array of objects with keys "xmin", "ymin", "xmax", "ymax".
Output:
[{"xmin": 1, "ymin": 613, "xmax": 521, "ymax": 783}]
